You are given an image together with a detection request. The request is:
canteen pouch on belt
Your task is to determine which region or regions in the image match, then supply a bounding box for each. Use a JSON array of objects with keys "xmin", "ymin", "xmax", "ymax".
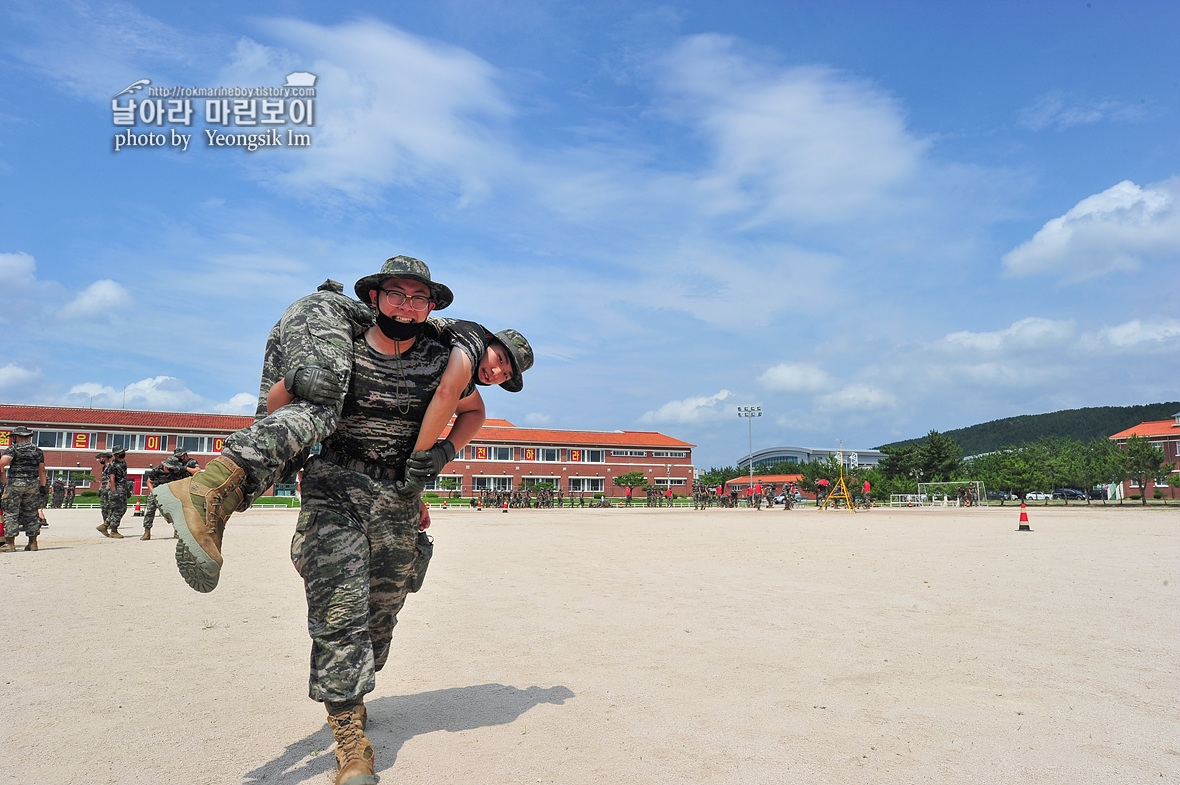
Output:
[{"xmin": 408, "ymin": 530, "xmax": 433, "ymax": 593}]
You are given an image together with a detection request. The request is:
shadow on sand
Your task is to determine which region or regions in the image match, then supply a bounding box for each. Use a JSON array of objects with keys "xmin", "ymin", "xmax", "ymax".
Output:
[{"xmin": 244, "ymin": 683, "xmax": 575, "ymax": 784}]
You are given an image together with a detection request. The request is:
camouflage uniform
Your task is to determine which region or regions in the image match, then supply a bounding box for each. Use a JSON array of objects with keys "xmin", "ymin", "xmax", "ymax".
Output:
[
  {"xmin": 143, "ymin": 456, "xmax": 198, "ymax": 530},
  {"xmin": 98, "ymin": 458, "xmax": 112, "ymax": 522},
  {"xmin": 2, "ymin": 442, "xmax": 46, "ymax": 540},
  {"xmin": 106, "ymin": 456, "xmax": 129, "ymax": 532},
  {"xmin": 223, "ymin": 291, "xmax": 490, "ymax": 505},
  {"xmin": 291, "ymin": 330, "xmax": 449, "ymax": 704},
  {"xmin": 219, "ymin": 280, "xmax": 375, "ymax": 506},
  {"xmin": 50, "ymin": 479, "xmax": 65, "ymax": 508}
]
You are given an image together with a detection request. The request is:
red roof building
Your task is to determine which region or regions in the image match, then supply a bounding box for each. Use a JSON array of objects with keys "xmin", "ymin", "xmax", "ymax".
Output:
[
  {"xmin": 1109, "ymin": 412, "xmax": 1180, "ymax": 500},
  {"xmin": 0, "ymin": 405, "xmax": 696, "ymax": 499}
]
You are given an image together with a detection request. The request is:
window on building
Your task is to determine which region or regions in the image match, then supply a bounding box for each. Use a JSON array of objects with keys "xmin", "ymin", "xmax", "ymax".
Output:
[
  {"xmin": 106, "ymin": 433, "xmax": 137, "ymax": 451},
  {"xmin": 611, "ymin": 450, "xmax": 647, "ymax": 457},
  {"xmin": 652, "ymin": 451, "xmax": 687, "ymax": 458},
  {"xmin": 33, "ymin": 430, "xmax": 67, "ymax": 449},
  {"xmin": 569, "ymin": 449, "xmax": 604, "ymax": 463},
  {"xmin": 521, "ymin": 477, "xmax": 560, "ymax": 490},
  {"xmin": 175, "ymin": 435, "xmax": 218, "ymax": 454},
  {"xmin": 539, "ymin": 448, "xmax": 559, "ymax": 462},
  {"xmin": 425, "ymin": 475, "xmax": 464, "ymax": 492},
  {"xmin": 569, "ymin": 477, "xmax": 604, "ymax": 493},
  {"xmin": 652, "ymin": 478, "xmax": 687, "ymax": 486},
  {"xmin": 472, "ymin": 476, "xmax": 512, "ymax": 492},
  {"xmin": 469, "ymin": 445, "xmax": 514, "ymax": 461}
]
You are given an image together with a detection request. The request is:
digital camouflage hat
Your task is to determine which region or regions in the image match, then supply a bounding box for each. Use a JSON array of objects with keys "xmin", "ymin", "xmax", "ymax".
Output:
[
  {"xmin": 492, "ymin": 328, "xmax": 534, "ymax": 393},
  {"xmin": 173, "ymin": 447, "xmax": 189, "ymax": 457},
  {"xmin": 353, "ymin": 256, "xmax": 453, "ymax": 311},
  {"xmin": 10, "ymin": 425, "xmax": 33, "ymax": 437}
]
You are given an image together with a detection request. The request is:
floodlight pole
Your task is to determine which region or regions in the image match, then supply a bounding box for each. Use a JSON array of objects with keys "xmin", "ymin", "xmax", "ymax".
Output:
[{"xmin": 737, "ymin": 405, "xmax": 762, "ymax": 497}]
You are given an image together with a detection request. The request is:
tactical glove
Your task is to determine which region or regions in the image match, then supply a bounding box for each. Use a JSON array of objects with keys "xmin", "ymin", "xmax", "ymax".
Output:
[
  {"xmin": 394, "ymin": 473, "xmax": 425, "ymax": 500},
  {"xmin": 284, "ymin": 366, "xmax": 345, "ymax": 406},
  {"xmin": 405, "ymin": 440, "xmax": 456, "ymax": 482}
]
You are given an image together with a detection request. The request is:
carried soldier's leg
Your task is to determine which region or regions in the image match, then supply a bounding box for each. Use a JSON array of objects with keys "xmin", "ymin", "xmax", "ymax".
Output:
[
  {"xmin": 159, "ymin": 294, "xmax": 363, "ymax": 592},
  {"xmin": 97, "ymin": 487, "xmax": 111, "ymax": 537}
]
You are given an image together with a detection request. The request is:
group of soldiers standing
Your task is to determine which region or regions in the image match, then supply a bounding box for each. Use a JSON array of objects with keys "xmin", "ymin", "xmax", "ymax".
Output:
[
  {"xmin": 691, "ymin": 481, "xmax": 804, "ymax": 510},
  {"xmin": 94, "ymin": 446, "xmax": 199, "ymax": 540}
]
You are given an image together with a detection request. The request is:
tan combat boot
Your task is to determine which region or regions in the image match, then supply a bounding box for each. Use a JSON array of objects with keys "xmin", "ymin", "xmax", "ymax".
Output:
[
  {"xmin": 140, "ymin": 529, "xmax": 151, "ymax": 541},
  {"xmin": 108, "ymin": 528, "xmax": 125, "ymax": 539},
  {"xmin": 96, "ymin": 523, "xmax": 110, "ymax": 537},
  {"xmin": 327, "ymin": 706, "xmax": 376, "ymax": 785},
  {"xmin": 154, "ymin": 456, "xmax": 246, "ymax": 593},
  {"xmin": 25, "ymin": 536, "xmax": 38, "ymax": 551},
  {"xmin": 0, "ymin": 536, "xmax": 16, "ymax": 552}
]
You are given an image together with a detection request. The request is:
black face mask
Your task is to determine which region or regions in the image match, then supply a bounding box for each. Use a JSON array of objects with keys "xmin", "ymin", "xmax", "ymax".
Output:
[{"xmin": 375, "ymin": 310, "xmax": 426, "ymax": 341}]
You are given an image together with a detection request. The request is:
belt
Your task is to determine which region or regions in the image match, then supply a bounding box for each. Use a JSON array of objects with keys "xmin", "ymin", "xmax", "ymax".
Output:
[{"xmin": 317, "ymin": 445, "xmax": 403, "ymax": 483}]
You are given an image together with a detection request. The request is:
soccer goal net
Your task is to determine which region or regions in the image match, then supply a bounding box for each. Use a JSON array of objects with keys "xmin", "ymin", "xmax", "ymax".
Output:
[{"xmin": 913, "ymin": 481, "xmax": 987, "ymax": 507}]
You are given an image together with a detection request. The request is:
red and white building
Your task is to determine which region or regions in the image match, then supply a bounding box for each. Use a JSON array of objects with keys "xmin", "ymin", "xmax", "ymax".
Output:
[
  {"xmin": 0, "ymin": 405, "xmax": 696, "ymax": 499},
  {"xmin": 0, "ymin": 404, "xmax": 253, "ymax": 495},
  {"xmin": 1109, "ymin": 412, "xmax": 1180, "ymax": 501},
  {"xmin": 436, "ymin": 418, "xmax": 695, "ymax": 498}
]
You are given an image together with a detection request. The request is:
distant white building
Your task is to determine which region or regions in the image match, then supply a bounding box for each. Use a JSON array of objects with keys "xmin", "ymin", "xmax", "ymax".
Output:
[{"xmin": 738, "ymin": 445, "xmax": 886, "ymax": 470}]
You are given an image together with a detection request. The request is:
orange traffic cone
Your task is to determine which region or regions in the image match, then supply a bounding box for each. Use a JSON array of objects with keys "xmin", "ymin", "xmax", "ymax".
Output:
[
  {"xmin": 502, "ymin": 500, "xmax": 508, "ymax": 513},
  {"xmin": 1018, "ymin": 502, "xmax": 1031, "ymax": 532},
  {"xmin": 442, "ymin": 500, "xmax": 447, "ymax": 509},
  {"xmin": 477, "ymin": 500, "xmax": 482, "ymax": 511}
]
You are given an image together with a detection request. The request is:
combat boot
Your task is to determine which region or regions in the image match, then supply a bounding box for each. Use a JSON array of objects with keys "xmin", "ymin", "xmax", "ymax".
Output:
[
  {"xmin": 108, "ymin": 528, "xmax": 125, "ymax": 539},
  {"xmin": 0, "ymin": 536, "xmax": 16, "ymax": 552},
  {"xmin": 327, "ymin": 707, "xmax": 376, "ymax": 785},
  {"xmin": 140, "ymin": 529, "xmax": 151, "ymax": 541},
  {"xmin": 25, "ymin": 536, "xmax": 37, "ymax": 551},
  {"xmin": 96, "ymin": 523, "xmax": 110, "ymax": 537},
  {"xmin": 154, "ymin": 456, "xmax": 246, "ymax": 593}
]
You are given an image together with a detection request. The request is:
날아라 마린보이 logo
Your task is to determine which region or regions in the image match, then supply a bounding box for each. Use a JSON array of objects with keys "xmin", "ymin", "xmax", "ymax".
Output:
[{"xmin": 111, "ymin": 73, "xmax": 317, "ymax": 153}]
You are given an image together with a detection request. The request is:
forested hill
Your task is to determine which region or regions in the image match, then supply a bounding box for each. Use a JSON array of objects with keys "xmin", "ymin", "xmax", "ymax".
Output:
[{"xmin": 878, "ymin": 402, "xmax": 1180, "ymax": 456}]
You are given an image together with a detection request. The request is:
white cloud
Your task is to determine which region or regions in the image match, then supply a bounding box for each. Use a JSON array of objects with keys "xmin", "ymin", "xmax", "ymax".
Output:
[
  {"xmin": 639, "ymin": 389, "xmax": 732, "ymax": 424},
  {"xmin": 943, "ymin": 317, "xmax": 1076, "ymax": 354},
  {"xmin": 758, "ymin": 363, "xmax": 834, "ymax": 393},
  {"xmin": 1018, "ymin": 91, "xmax": 1145, "ymax": 132},
  {"xmin": 59, "ymin": 279, "xmax": 133, "ymax": 321},
  {"xmin": 659, "ymin": 34, "xmax": 929, "ymax": 225},
  {"xmin": 817, "ymin": 385, "xmax": 895, "ymax": 411},
  {"xmin": 9, "ymin": 0, "xmax": 194, "ymax": 99},
  {"xmin": 0, "ymin": 363, "xmax": 41, "ymax": 393},
  {"xmin": 523, "ymin": 412, "xmax": 553, "ymax": 426},
  {"xmin": 1092, "ymin": 319, "xmax": 1180, "ymax": 349},
  {"xmin": 0, "ymin": 251, "xmax": 37, "ymax": 288},
  {"xmin": 252, "ymin": 19, "xmax": 516, "ymax": 202},
  {"xmin": 1002, "ymin": 179, "xmax": 1180, "ymax": 280},
  {"xmin": 59, "ymin": 376, "xmax": 253, "ymax": 414}
]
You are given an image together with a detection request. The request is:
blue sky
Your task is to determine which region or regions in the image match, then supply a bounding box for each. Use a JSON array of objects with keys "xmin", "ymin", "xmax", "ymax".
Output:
[{"xmin": 1, "ymin": 1, "xmax": 1177, "ymax": 468}]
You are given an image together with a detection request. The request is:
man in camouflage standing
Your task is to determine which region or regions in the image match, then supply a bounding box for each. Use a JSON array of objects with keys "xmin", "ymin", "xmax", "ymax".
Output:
[
  {"xmin": 50, "ymin": 477, "xmax": 66, "ymax": 508},
  {"xmin": 1, "ymin": 426, "xmax": 48, "ymax": 552},
  {"xmin": 95, "ymin": 451, "xmax": 112, "ymax": 533},
  {"xmin": 141, "ymin": 448, "xmax": 198, "ymax": 540},
  {"xmin": 100, "ymin": 447, "xmax": 129, "ymax": 538}
]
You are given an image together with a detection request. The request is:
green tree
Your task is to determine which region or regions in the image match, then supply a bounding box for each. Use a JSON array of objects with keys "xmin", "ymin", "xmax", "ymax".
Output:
[
  {"xmin": 1123, "ymin": 435, "xmax": 1170, "ymax": 506},
  {"xmin": 919, "ymin": 430, "xmax": 963, "ymax": 482},
  {"xmin": 438, "ymin": 478, "xmax": 461, "ymax": 498},
  {"xmin": 699, "ymin": 466, "xmax": 743, "ymax": 486},
  {"xmin": 613, "ymin": 472, "xmax": 649, "ymax": 494}
]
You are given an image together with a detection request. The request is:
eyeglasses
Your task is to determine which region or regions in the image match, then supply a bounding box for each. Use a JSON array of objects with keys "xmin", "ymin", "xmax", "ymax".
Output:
[{"xmin": 380, "ymin": 289, "xmax": 432, "ymax": 312}]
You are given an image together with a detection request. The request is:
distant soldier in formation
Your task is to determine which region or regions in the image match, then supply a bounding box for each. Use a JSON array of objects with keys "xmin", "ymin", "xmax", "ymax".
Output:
[
  {"xmin": 50, "ymin": 477, "xmax": 66, "ymax": 508},
  {"xmin": 98, "ymin": 447, "xmax": 130, "ymax": 538},
  {"xmin": 1, "ymin": 426, "xmax": 48, "ymax": 552},
  {"xmin": 64, "ymin": 478, "xmax": 76, "ymax": 508},
  {"xmin": 142, "ymin": 448, "xmax": 200, "ymax": 539},
  {"xmin": 95, "ymin": 451, "xmax": 112, "ymax": 532}
]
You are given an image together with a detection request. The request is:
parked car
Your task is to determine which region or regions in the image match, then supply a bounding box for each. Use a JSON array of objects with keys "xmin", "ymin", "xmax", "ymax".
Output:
[
  {"xmin": 1025, "ymin": 491, "xmax": 1051, "ymax": 500},
  {"xmin": 1052, "ymin": 488, "xmax": 1086, "ymax": 501},
  {"xmin": 986, "ymin": 491, "xmax": 1015, "ymax": 501},
  {"xmin": 1087, "ymin": 488, "xmax": 1109, "ymax": 500}
]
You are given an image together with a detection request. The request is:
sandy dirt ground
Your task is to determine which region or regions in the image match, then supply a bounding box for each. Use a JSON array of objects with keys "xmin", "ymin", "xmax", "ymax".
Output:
[{"xmin": 1, "ymin": 503, "xmax": 1177, "ymax": 785}]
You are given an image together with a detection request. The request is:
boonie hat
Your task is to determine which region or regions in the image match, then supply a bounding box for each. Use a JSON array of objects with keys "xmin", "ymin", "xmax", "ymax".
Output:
[
  {"xmin": 112, "ymin": 446, "xmax": 127, "ymax": 456},
  {"xmin": 491, "ymin": 329, "xmax": 534, "ymax": 393},
  {"xmin": 354, "ymin": 256, "xmax": 453, "ymax": 311},
  {"xmin": 11, "ymin": 426, "xmax": 33, "ymax": 437},
  {"xmin": 173, "ymin": 447, "xmax": 189, "ymax": 457}
]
